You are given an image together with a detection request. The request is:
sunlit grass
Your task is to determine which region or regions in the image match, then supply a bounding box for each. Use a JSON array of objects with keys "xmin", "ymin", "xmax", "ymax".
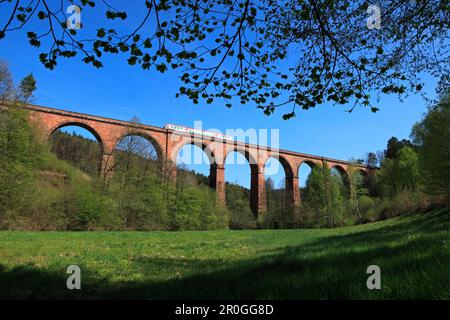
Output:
[{"xmin": 0, "ymin": 208, "xmax": 449, "ymax": 299}]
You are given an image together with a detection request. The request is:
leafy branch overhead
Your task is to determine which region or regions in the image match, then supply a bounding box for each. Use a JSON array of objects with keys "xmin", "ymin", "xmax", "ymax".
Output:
[{"xmin": 1, "ymin": 0, "xmax": 448, "ymax": 118}]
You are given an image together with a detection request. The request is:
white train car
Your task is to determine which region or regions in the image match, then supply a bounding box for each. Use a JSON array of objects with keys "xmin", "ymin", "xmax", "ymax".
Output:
[{"xmin": 164, "ymin": 124, "xmax": 234, "ymax": 141}]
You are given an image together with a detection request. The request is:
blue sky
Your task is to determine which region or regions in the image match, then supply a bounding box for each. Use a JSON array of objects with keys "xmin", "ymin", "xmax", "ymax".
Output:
[{"xmin": 0, "ymin": 8, "xmax": 438, "ymax": 188}]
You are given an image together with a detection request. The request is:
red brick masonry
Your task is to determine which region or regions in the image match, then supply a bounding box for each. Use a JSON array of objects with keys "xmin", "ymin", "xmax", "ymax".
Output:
[{"xmin": 20, "ymin": 104, "xmax": 372, "ymax": 217}]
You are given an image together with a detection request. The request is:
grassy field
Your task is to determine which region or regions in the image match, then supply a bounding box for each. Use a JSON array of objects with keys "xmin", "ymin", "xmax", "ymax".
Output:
[{"xmin": 0, "ymin": 208, "xmax": 449, "ymax": 299}]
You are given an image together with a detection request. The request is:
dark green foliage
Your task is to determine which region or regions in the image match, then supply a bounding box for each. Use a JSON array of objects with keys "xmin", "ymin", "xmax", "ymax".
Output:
[
  {"xmin": 264, "ymin": 178, "xmax": 300, "ymax": 229},
  {"xmin": 47, "ymin": 129, "xmax": 228, "ymax": 231},
  {"xmin": 362, "ymin": 171, "xmax": 380, "ymax": 198},
  {"xmin": 0, "ymin": 107, "xmax": 37, "ymax": 224},
  {"xmin": 411, "ymin": 94, "xmax": 450, "ymax": 199},
  {"xmin": 301, "ymin": 163, "xmax": 346, "ymax": 227},
  {"xmin": 225, "ymin": 183, "xmax": 256, "ymax": 230},
  {"xmin": 365, "ymin": 152, "xmax": 378, "ymax": 168},
  {"xmin": 377, "ymin": 146, "xmax": 420, "ymax": 196},
  {"xmin": 0, "ymin": 66, "xmax": 42, "ymax": 225},
  {"xmin": 63, "ymin": 183, "xmax": 109, "ymax": 230},
  {"xmin": 50, "ymin": 131, "xmax": 101, "ymax": 176},
  {"xmin": 108, "ymin": 131, "xmax": 227, "ymax": 231},
  {"xmin": 0, "ymin": 107, "xmax": 110, "ymax": 230},
  {"xmin": 171, "ymin": 184, "xmax": 227, "ymax": 231},
  {"xmin": 385, "ymin": 137, "xmax": 414, "ymax": 159}
]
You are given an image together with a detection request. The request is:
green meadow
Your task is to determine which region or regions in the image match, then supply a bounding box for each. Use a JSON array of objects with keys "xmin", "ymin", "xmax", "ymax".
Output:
[{"xmin": 0, "ymin": 208, "xmax": 449, "ymax": 299}]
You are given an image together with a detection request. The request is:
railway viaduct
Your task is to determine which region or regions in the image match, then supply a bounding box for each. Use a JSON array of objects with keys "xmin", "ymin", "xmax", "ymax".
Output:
[{"xmin": 16, "ymin": 104, "xmax": 372, "ymax": 217}]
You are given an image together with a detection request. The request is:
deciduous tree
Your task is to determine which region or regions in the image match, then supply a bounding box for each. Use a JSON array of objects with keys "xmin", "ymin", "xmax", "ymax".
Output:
[
  {"xmin": 411, "ymin": 92, "xmax": 450, "ymax": 198},
  {"xmin": 1, "ymin": 1, "xmax": 447, "ymax": 118}
]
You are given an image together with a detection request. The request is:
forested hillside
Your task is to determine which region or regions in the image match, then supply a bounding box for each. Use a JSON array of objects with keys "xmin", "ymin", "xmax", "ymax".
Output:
[{"xmin": 50, "ymin": 130, "xmax": 257, "ymax": 230}]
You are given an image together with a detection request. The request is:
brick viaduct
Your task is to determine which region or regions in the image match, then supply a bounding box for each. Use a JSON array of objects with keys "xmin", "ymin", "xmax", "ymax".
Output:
[{"xmin": 19, "ymin": 104, "xmax": 372, "ymax": 217}]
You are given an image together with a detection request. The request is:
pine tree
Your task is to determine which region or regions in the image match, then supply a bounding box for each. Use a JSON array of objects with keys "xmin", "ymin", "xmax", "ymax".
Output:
[{"xmin": 18, "ymin": 73, "xmax": 37, "ymax": 103}]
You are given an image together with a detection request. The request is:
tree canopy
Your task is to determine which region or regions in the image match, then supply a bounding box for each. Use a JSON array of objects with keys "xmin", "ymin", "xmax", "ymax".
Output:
[
  {"xmin": 0, "ymin": 0, "xmax": 448, "ymax": 118},
  {"xmin": 411, "ymin": 92, "xmax": 450, "ymax": 198}
]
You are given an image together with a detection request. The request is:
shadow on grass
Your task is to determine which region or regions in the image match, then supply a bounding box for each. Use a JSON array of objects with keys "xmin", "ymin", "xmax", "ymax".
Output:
[{"xmin": 1, "ymin": 209, "xmax": 449, "ymax": 299}]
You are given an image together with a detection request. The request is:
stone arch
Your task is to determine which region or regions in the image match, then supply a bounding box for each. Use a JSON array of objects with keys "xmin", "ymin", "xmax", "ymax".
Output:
[
  {"xmin": 297, "ymin": 159, "xmax": 318, "ymax": 183},
  {"xmin": 48, "ymin": 121, "xmax": 105, "ymax": 176},
  {"xmin": 113, "ymin": 130, "xmax": 163, "ymax": 162},
  {"xmin": 297, "ymin": 159, "xmax": 319, "ymax": 201},
  {"xmin": 224, "ymin": 148, "xmax": 263, "ymax": 216},
  {"xmin": 301, "ymin": 159, "xmax": 318, "ymax": 169},
  {"xmin": 265, "ymin": 154, "xmax": 294, "ymax": 181},
  {"xmin": 330, "ymin": 164, "xmax": 351, "ymax": 197},
  {"xmin": 349, "ymin": 167, "xmax": 369, "ymax": 192},
  {"xmin": 172, "ymin": 139, "xmax": 220, "ymax": 195},
  {"xmin": 172, "ymin": 138, "xmax": 216, "ymax": 165},
  {"xmin": 224, "ymin": 147, "xmax": 258, "ymax": 168},
  {"xmin": 112, "ymin": 131, "xmax": 164, "ymax": 179},
  {"xmin": 263, "ymin": 155, "xmax": 296, "ymax": 221},
  {"xmin": 330, "ymin": 164, "xmax": 348, "ymax": 178},
  {"xmin": 49, "ymin": 121, "xmax": 104, "ymax": 152},
  {"xmin": 276, "ymin": 155, "xmax": 299, "ymax": 209},
  {"xmin": 264, "ymin": 157, "xmax": 284, "ymax": 188},
  {"xmin": 357, "ymin": 168, "xmax": 369, "ymax": 177}
]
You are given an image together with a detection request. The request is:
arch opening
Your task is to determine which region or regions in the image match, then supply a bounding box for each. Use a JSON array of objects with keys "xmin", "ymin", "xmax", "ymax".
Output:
[
  {"xmin": 225, "ymin": 151, "xmax": 253, "ymax": 189},
  {"xmin": 353, "ymin": 170, "xmax": 366, "ymax": 186},
  {"xmin": 113, "ymin": 133, "xmax": 161, "ymax": 179},
  {"xmin": 264, "ymin": 156, "xmax": 293, "ymax": 228},
  {"xmin": 330, "ymin": 165, "xmax": 351, "ymax": 198},
  {"xmin": 176, "ymin": 143, "xmax": 214, "ymax": 188},
  {"xmin": 50, "ymin": 122, "xmax": 103, "ymax": 147},
  {"xmin": 264, "ymin": 157, "xmax": 287, "ymax": 190},
  {"xmin": 298, "ymin": 160, "xmax": 316, "ymax": 198},
  {"xmin": 49, "ymin": 124, "xmax": 103, "ymax": 176},
  {"xmin": 115, "ymin": 131, "xmax": 162, "ymax": 160},
  {"xmin": 225, "ymin": 150, "xmax": 258, "ymax": 228},
  {"xmin": 349, "ymin": 168, "xmax": 369, "ymax": 196},
  {"xmin": 358, "ymin": 169, "xmax": 368, "ymax": 177}
]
